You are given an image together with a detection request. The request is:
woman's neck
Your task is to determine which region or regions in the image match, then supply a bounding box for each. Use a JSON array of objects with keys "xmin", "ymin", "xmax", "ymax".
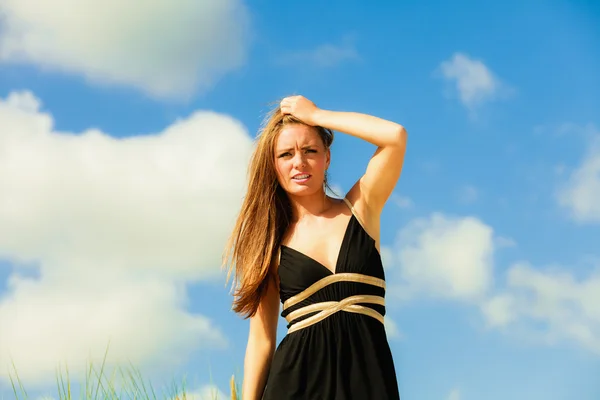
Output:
[{"xmin": 288, "ymin": 190, "xmax": 334, "ymax": 222}]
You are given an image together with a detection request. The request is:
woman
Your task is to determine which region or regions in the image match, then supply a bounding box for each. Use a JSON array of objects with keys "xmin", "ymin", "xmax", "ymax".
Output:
[{"xmin": 223, "ymin": 95, "xmax": 407, "ymax": 399}]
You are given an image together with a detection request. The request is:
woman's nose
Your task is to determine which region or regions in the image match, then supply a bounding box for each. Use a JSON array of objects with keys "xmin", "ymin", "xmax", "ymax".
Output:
[{"xmin": 293, "ymin": 153, "xmax": 306, "ymax": 168}]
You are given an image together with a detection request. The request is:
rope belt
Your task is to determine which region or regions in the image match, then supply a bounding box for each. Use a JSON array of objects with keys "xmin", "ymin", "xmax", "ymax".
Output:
[{"xmin": 283, "ymin": 273, "xmax": 387, "ymax": 334}]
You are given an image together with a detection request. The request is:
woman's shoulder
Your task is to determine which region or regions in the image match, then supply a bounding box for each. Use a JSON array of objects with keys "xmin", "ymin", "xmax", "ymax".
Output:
[{"xmin": 342, "ymin": 188, "xmax": 380, "ymax": 246}]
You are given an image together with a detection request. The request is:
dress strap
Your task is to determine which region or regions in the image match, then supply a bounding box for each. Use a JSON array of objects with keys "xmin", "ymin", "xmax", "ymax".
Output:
[{"xmin": 342, "ymin": 197, "xmax": 367, "ymax": 231}]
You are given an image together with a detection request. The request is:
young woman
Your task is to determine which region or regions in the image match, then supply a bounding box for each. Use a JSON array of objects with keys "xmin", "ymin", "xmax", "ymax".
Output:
[{"xmin": 223, "ymin": 95, "xmax": 407, "ymax": 399}]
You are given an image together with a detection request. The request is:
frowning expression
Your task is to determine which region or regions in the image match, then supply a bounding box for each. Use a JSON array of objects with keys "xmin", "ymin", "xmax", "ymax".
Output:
[{"xmin": 274, "ymin": 124, "xmax": 330, "ymax": 196}]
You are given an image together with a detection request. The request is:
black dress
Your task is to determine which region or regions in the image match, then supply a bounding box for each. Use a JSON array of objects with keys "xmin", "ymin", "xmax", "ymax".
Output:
[{"xmin": 262, "ymin": 198, "xmax": 400, "ymax": 400}]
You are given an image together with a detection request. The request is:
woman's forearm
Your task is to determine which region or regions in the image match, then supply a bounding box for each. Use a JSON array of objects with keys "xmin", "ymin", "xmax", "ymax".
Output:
[
  {"xmin": 240, "ymin": 272, "xmax": 280, "ymax": 399},
  {"xmin": 312, "ymin": 109, "xmax": 407, "ymax": 148},
  {"xmin": 242, "ymin": 337, "xmax": 275, "ymax": 400}
]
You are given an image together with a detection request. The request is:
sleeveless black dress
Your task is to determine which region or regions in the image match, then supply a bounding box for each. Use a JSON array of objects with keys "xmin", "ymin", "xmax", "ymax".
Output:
[{"xmin": 262, "ymin": 199, "xmax": 400, "ymax": 399}]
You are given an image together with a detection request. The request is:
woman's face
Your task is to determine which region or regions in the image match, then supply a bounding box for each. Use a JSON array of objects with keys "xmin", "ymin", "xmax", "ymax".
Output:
[{"xmin": 274, "ymin": 124, "xmax": 330, "ymax": 197}]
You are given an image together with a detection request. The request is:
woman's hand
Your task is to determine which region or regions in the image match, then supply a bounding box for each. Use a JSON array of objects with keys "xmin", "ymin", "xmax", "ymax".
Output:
[{"xmin": 280, "ymin": 95, "xmax": 320, "ymax": 126}]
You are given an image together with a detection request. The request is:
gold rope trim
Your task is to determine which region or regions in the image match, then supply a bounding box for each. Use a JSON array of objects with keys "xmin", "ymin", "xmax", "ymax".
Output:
[
  {"xmin": 286, "ymin": 294, "xmax": 385, "ymax": 322},
  {"xmin": 282, "ymin": 273, "xmax": 386, "ymax": 310},
  {"xmin": 286, "ymin": 294, "xmax": 386, "ymax": 334}
]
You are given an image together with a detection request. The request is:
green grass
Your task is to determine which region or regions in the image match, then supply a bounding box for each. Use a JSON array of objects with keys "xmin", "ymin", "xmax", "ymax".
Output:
[{"xmin": 7, "ymin": 344, "xmax": 239, "ymax": 400}]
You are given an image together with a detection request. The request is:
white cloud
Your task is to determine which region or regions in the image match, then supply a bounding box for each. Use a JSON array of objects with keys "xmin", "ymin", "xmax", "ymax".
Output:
[
  {"xmin": 457, "ymin": 185, "xmax": 479, "ymax": 205},
  {"xmin": 391, "ymin": 213, "xmax": 495, "ymax": 302},
  {"xmin": 419, "ymin": 159, "xmax": 440, "ymax": 175},
  {"xmin": 556, "ymin": 126, "xmax": 600, "ymax": 223},
  {"xmin": 481, "ymin": 293, "xmax": 517, "ymax": 327},
  {"xmin": 494, "ymin": 236, "xmax": 516, "ymax": 249},
  {"xmin": 277, "ymin": 37, "xmax": 359, "ymax": 68},
  {"xmin": 392, "ymin": 193, "xmax": 414, "ymax": 209},
  {"xmin": 384, "ymin": 316, "xmax": 403, "ymax": 340},
  {"xmin": 0, "ymin": 0, "xmax": 251, "ymax": 100},
  {"xmin": 438, "ymin": 53, "xmax": 509, "ymax": 111},
  {"xmin": 180, "ymin": 385, "xmax": 229, "ymax": 400},
  {"xmin": 535, "ymin": 122, "xmax": 597, "ymax": 139},
  {"xmin": 388, "ymin": 208, "xmax": 600, "ymax": 354},
  {"xmin": 447, "ymin": 388, "xmax": 461, "ymax": 400},
  {"xmin": 481, "ymin": 262, "xmax": 600, "ymax": 354},
  {"xmin": 379, "ymin": 245, "xmax": 395, "ymax": 271},
  {"xmin": 0, "ymin": 91, "xmax": 253, "ymax": 387}
]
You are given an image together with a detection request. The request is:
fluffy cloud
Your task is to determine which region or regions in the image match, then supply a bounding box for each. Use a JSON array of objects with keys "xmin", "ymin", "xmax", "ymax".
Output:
[
  {"xmin": 447, "ymin": 388, "xmax": 461, "ymax": 400},
  {"xmin": 390, "ymin": 213, "xmax": 495, "ymax": 302},
  {"xmin": 456, "ymin": 184, "xmax": 479, "ymax": 205},
  {"xmin": 481, "ymin": 262, "xmax": 600, "ymax": 354},
  {"xmin": 387, "ymin": 209, "xmax": 600, "ymax": 354},
  {"xmin": 0, "ymin": 0, "xmax": 250, "ymax": 100},
  {"xmin": 438, "ymin": 53, "xmax": 509, "ymax": 111},
  {"xmin": 556, "ymin": 126, "xmax": 600, "ymax": 223},
  {"xmin": 0, "ymin": 91, "xmax": 253, "ymax": 386},
  {"xmin": 277, "ymin": 37, "xmax": 359, "ymax": 68},
  {"xmin": 392, "ymin": 193, "xmax": 414, "ymax": 209},
  {"xmin": 384, "ymin": 316, "xmax": 402, "ymax": 340},
  {"xmin": 179, "ymin": 385, "xmax": 229, "ymax": 400}
]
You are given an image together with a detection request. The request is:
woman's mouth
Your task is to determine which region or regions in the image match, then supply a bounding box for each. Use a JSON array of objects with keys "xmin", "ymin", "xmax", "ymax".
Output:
[{"xmin": 292, "ymin": 174, "xmax": 311, "ymax": 183}]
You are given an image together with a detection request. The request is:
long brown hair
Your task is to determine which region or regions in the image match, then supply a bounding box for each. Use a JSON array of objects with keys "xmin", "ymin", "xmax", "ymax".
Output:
[{"xmin": 222, "ymin": 103, "xmax": 334, "ymax": 318}]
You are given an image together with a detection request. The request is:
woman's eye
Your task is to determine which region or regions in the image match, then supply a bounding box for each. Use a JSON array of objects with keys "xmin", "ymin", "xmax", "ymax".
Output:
[{"xmin": 278, "ymin": 149, "xmax": 315, "ymax": 158}]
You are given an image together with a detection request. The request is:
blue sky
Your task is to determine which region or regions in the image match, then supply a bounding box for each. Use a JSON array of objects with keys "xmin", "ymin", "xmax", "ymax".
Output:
[{"xmin": 0, "ymin": 1, "xmax": 599, "ymax": 399}]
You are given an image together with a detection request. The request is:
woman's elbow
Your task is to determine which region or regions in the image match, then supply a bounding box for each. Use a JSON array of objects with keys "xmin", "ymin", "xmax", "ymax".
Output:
[
  {"xmin": 247, "ymin": 320, "xmax": 277, "ymax": 351},
  {"xmin": 248, "ymin": 333, "xmax": 276, "ymax": 353},
  {"xmin": 395, "ymin": 124, "xmax": 408, "ymax": 145}
]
